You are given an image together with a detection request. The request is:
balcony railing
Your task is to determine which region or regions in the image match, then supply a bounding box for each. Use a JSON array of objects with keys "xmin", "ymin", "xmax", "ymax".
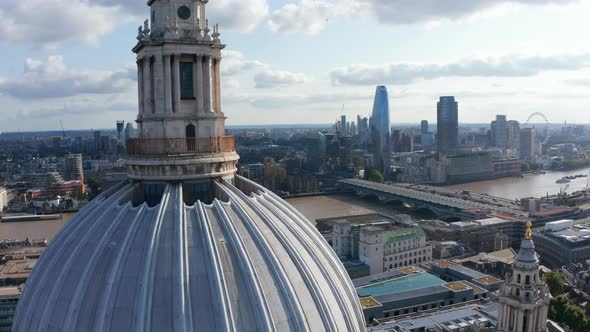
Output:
[{"xmin": 127, "ymin": 136, "xmax": 236, "ymax": 156}]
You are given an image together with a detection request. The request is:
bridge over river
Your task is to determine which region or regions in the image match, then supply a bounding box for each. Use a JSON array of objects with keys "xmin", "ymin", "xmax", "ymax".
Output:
[{"xmin": 338, "ymin": 178, "xmax": 525, "ymax": 217}]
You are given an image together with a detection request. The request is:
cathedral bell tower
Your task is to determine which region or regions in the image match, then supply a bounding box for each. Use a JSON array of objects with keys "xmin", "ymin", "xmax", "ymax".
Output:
[
  {"xmin": 497, "ymin": 221, "xmax": 551, "ymax": 332},
  {"xmin": 127, "ymin": 0, "xmax": 238, "ymax": 182}
]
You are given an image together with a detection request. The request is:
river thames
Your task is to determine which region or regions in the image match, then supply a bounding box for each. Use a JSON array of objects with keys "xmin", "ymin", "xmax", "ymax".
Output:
[
  {"xmin": 446, "ymin": 168, "xmax": 590, "ymax": 200},
  {"xmin": 3, "ymin": 168, "xmax": 589, "ymax": 241},
  {"xmin": 0, "ymin": 213, "xmax": 75, "ymax": 241}
]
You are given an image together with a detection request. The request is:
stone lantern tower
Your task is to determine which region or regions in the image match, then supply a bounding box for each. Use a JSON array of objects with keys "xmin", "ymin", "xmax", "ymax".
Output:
[
  {"xmin": 497, "ymin": 221, "xmax": 551, "ymax": 332},
  {"xmin": 127, "ymin": 0, "xmax": 238, "ymax": 184}
]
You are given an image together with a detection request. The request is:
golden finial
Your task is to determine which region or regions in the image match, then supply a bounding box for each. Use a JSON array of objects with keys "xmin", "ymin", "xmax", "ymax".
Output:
[{"xmin": 525, "ymin": 220, "xmax": 532, "ymax": 240}]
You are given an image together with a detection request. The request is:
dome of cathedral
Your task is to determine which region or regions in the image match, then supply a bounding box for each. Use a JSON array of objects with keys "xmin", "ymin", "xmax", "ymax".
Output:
[
  {"xmin": 13, "ymin": 1, "xmax": 365, "ymax": 330},
  {"xmin": 13, "ymin": 176, "xmax": 365, "ymax": 331}
]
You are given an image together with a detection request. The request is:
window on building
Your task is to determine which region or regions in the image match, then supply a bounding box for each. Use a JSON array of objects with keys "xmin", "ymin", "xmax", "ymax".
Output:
[
  {"xmin": 525, "ymin": 275, "xmax": 530, "ymax": 285},
  {"xmin": 180, "ymin": 62, "xmax": 194, "ymax": 99}
]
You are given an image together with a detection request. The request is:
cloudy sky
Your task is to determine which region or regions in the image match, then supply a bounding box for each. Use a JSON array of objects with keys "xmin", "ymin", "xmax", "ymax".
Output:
[{"xmin": 1, "ymin": 0, "xmax": 590, "ymax": 132}]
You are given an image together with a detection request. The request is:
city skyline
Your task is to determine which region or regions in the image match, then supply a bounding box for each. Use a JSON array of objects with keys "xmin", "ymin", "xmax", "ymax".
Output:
[{"xmin": 2, "ymin": 1, "xmax": 590, "ymax": 131}]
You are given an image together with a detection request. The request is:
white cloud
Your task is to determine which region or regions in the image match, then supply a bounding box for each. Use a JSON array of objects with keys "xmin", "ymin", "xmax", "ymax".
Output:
[
  {"xmin": 0, "ymin": 0, "xmax": 268, "ymax": 49},
  {"xmin": 0, "ymin": 0, "xmax": 122, "ymax": 49},
  {"xmin": 254, "ymin": 68, "xmax": 307, "ymax": 88},
  {"xmin": 267, "ymin": 0, "xmax": 581, "ymax": 34},
  {"xmin": 92, "ymin": 0, "xmax": 269, "ymax": 32},
  {"xmin": 330, "ymin": 53, "xmax": 590, "ymax": 86},
  {"xmin": 222, "ymin": 50, "xmax": 265, "ymax": 76},
  {"xmin": 267, "ymin": 0, "xmax": 362, "ymax": 34},
  {"xmin": 0, "ymin": 56, "xmax": 136, "ymax": 99},
  {"xmin": 365, "ymin": 0, "xmax": 579, "ymax": 25}
]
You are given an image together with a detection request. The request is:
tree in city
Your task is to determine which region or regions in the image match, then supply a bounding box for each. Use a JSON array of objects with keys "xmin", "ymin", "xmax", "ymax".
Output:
[
  {"xmin": 544, "ymin": 271, "xmax": 564, "ymax": 296},
  {"xmin": 549, "ymin": 295, "xmax": 590, "ymax": 332},
  {"xmin": 64, "ymin": 199, "xmax": 74, "ymax": 209},
  {"xmin": 87, "ymin": 177, "xmax": 101, "ymax": 200},
  {"xmin": 364, "ymin": 166, "xmax": 384, "ymax": 183}
]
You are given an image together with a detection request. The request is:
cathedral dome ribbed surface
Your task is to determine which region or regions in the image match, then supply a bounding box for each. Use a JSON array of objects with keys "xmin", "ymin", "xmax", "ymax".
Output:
[{"xmin": 13, "ymin": 176, "xmax": 365, "ymax": 331}]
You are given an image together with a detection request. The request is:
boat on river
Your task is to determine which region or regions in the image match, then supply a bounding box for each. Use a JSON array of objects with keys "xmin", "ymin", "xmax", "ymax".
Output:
[{"xmin": 0, "ymin": 213, "xmax": 62, "ymax": 222}]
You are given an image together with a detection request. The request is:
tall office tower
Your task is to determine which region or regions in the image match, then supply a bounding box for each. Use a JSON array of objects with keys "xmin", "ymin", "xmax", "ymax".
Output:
[
  {"xmin": 350, "ymin": 121, "xmax": 357, "ymax": 136},
  {"xmin": 520, "ymin": 128, "xmax": 536, "ymax": 159},
  {"xmin": 64, "ymin": 154, "xmax": 84, "ymax": 182},
  {"xmin": 507, "ymin": 120, "xmax": 520, "ymax": 150},
  {"xmin": 116, "ymin": 120, "xmax": 125, "ymax": 140},
  {"xmin": 93, "ymin": 130, "xmax": 101, "ymax": 153},
  {"xmin": 13, "ymin": 1, "xmax": 365, "ymax": 331},
  {"xmin": 420, "ymin": 120, "xmax": 428, "ymax": 134},
  {"xmin": 493, "ymin": 115, "xmax": 508, "ymax": 148},
  {"xmin": 357, "ymin": 115, "xmax": 362, "ymax": 132},
  {"xmin": 370, "ymin": 85, "xmax": 392, "ymax": 175},
  {"xmin": 436, "ymin": 96, "xmax": 458, "ymax": 155},
  {"xmin": 341, "ymin": 115, "xmax": 347, "ymax": 135},
  {"xmin": 497, "ymin": 222, "xmax": 550, "ymax": 332},
  {"xmin": 490, "ymin": 120, "xmax": 496, "ymax": 147},
  {"xmin": 124, "ymin": 122, "xmax": 135, "ymax": 141}
]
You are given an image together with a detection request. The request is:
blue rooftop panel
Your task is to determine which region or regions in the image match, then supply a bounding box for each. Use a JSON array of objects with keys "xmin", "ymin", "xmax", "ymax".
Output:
[{"xmin": 356, "ymin": 273, "xmax": 446, "ymax": 298}]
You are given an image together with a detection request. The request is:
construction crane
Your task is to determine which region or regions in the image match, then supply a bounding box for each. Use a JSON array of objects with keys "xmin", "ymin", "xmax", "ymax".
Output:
[
  {"xmin": 59, "ymin": 120, "xmax": 66, "ymax": 138},
  {"xmin": 560, "ymin": 183, "xmax": 569, "ymax": 196}
]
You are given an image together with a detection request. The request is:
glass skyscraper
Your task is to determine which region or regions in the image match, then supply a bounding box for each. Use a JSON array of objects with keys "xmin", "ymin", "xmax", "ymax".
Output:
[
  {"xmin": 370, "ymin": 85, "xmax": 392, "ymax": 175},
  {"xmin": 436, "ymin": 96, "xmax": 458, "ymax": 155}
]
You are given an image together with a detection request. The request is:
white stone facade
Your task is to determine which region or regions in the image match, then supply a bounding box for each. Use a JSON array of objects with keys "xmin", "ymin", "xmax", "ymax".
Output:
[
  {"xmin": 127, "ymin": 0, "xmax": 238, "ymax": 181},
  {"xmin": 358, "ymin": 227, "xmax": 432, "ymax": 275},
  {"xmin": 0, "ymin": 187, "xmax": 7, "ymax": 212}
]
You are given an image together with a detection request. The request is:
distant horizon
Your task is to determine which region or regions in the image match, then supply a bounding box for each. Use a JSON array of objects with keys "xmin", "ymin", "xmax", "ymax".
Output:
[{"xmin": 0, "ymin": 122, "xmax": 585, "ymax": 136}]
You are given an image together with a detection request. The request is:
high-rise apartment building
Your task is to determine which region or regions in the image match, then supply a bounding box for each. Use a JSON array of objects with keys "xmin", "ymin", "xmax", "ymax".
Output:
[
  {"xmin": 493, "ymin": 115, "xmax": 508, "ymax": 148},
  {"xmin": 370, "ymin": 85, "xmax": 392, "ymax": 175},
  {"xmin": 64, "ymin": 154, "xmax": 84, "ymax": 182},
  {"xmin": 420, "ymin": 120, "xmax": 428, "ymax": 134},
  {"xmin": 507, "ymin": 120, "xmax": 520, "ymax": 150},
  {"xmin": 520, "ymin": 128, "xmax": 536, "ymax": 159},
  {"xmin": 436, "ymin": 96, "xmax": 458, "ymax": 155}
]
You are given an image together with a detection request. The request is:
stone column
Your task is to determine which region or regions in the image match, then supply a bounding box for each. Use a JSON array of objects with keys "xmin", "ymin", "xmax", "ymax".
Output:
[
  {"xmin": 203, "ymin": 56, "xmax": 212, "ymax": 113},
  {"xmin": 164, "ymin": 55, "xmax": 173, "ymax": 114},
  {"xmin": 515, "ymin": 310, "xmax": 523, "ymax": 332},
  {"xmin": 195, "ymin": 55, "xmax": 204, "ymax": 113},
  {"xmin": 211, "ymin": 58, "xmax": 217, "ymax": 113},
  {"xmin": 503, "ymin": 305, "xmax": 510, "ymax": 329},
  {"xmin": 153, "ymin": 55, "xmax": 165, "ymax": 114},
  {"xmin": 534, "ymin": 308, "xmax": 541, "ymax": 332},
  {"xmin": 143, "ymin": 57, "xmax": 152, "ymax": 114},
  {"xmin": 137, "ymin": 60, "xmax": 144, "ymax": 115},
  {"xmin": 214, "ymin": 57, "xmax": 221, "ymax": 113},
  {"xmin": 173, "ymin": 54, "xmax": 181, "ymax": 113},
  {"xmin": 539, "ymin": 305, "xmax": 548, "ymax": 331}
]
